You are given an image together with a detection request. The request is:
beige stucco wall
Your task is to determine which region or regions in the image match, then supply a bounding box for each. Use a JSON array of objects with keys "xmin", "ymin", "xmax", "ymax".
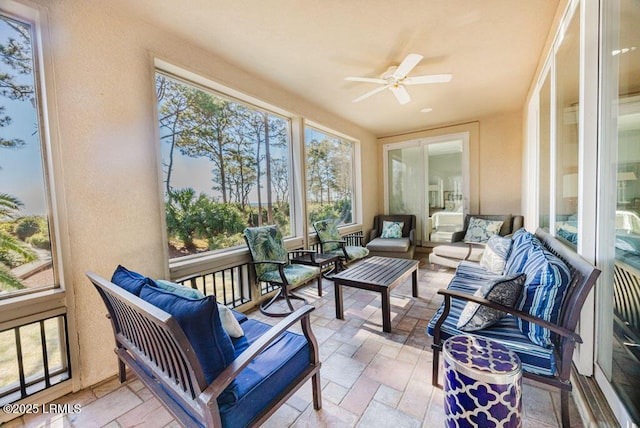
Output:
[
  {"xmin": 477, "ymin": 110, "xmax": 523, "ymax": 215},
  {"xmin": 376, "ymin": 111, "xmax": 523, "ymax": 223},
  {"xmin": 27, "ymin": 0, "xmax": 377, "ymax": 389}
]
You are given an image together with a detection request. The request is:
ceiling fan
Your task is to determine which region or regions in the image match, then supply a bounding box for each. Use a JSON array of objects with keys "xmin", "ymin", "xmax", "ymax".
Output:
[{"xmin": 345, "ymin": 53, "xmax": 452, "ymax": 105}]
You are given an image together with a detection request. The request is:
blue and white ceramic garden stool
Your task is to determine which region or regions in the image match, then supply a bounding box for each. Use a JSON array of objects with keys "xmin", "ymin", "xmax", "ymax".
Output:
[{"xmin": 443, "ymin": 335, "xmax": 522, "ymax": 428}]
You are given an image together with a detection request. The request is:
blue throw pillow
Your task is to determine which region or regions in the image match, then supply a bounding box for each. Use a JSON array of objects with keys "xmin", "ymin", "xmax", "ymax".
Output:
[
  {"xmin": 139, "ymin": 285, "xmax": 236, "ymax": 385},
  {"xmin": 504, "ymin": 228, "xmax": 540, "ymax": 275},
  {"xmin": 111, "ymin": 265, "xmax": 154, "ymax": 296},
  {"xmin": 380, "ymin": 221, "xmax": 404, "ymax": 238},
  {"xmin": 516, "ymin": 243, "xmax": 572, "ymax": 347}
]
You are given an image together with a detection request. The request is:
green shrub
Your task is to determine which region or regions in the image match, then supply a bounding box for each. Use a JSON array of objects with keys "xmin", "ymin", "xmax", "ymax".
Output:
[
  {"xmin": 14, "ymin": 216, "xmax": 45, "ymax": 241},
  {"xmin": 28, "ymin": 232, "xmax": 51, "ymax": 250}
]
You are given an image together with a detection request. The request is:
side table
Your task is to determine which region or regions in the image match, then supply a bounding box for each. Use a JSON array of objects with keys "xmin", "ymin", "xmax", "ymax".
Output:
[
  {"xmin": 443, "ymin": 335, "xmax": 522, "ymax": 427},
  {"xmin": 289, "ymin": 252, "xmax": 341, "ymax": 296}
]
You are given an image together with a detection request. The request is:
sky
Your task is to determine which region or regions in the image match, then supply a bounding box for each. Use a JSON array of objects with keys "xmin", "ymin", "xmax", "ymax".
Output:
[{"xmin": 0, "ymin": 15, "xmax": 48, "ymax": 217}]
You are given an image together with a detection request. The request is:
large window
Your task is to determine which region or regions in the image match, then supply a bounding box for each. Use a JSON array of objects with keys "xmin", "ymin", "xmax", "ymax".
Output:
[
  {"xmin": 0, "ymin": 12, "xmax": 56, "ymax": 296},
  {"xmin": 156, "ymin": 72, "xmax": 292, "ymax": 258},
  {"xmin": 305, "ymin": 126, "xmax": 354, "ymax": 227},
  {"xmin": 0, "ymin": 6, "xmax": 70, "ymax": 407}
]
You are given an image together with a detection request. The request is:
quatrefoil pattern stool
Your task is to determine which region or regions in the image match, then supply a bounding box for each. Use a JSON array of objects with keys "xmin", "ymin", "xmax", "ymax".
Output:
[{"xmin": 443, "ymin": 335, "xmax": 522, "ymax": 428}]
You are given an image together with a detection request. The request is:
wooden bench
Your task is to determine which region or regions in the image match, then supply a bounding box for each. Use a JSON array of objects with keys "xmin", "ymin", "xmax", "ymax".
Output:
[
  {"xmin": 428, "ymin": 228, "xmax": 600, "ymax": 428},
  {"xmin": 88, "ymin": 271, "xmax": 321, "ymax": 428}
]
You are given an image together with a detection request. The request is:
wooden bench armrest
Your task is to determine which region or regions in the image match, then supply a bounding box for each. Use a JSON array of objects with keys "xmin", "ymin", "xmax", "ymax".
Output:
[
  {"xmin": 201, "ymin": 304, "xmax": 315, "ymax": 404},
  {"xmin": 437, "ymin": 289, "xmax": 582, "ymax": 343}
]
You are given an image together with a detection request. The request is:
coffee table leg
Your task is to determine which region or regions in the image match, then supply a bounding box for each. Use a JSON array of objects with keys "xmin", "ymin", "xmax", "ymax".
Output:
[
  {"xmin": 334, "ymin": 281, "xmax": 344, "ymax": 320},
  {"xmin": 382, "ymin": 289, "xmax": 391, "ymax": 332},
  {"xmin": 412, "ymin": 268, "xmax": 418, "ymax": 297}
]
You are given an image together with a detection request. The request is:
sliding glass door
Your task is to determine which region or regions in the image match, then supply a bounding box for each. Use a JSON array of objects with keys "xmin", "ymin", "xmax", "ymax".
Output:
[
  {"xmin": 596, "ymin": 0, "xmax": 640, "ymax": 424},
  {"xmin": 385, "ymin": 134, "xmax": 468, "ymax": 245}
]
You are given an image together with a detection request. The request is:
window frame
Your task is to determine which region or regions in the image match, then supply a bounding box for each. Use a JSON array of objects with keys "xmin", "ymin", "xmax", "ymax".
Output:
[{"xmin": 0, "ymin": 2, "xmax": 64, "ymax": 303}]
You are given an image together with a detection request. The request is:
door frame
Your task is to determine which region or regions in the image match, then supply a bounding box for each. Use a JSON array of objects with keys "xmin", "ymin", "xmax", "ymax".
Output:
[{"xmin": 382, "ymin": 131, "xmax": 471, "ymax": 244}]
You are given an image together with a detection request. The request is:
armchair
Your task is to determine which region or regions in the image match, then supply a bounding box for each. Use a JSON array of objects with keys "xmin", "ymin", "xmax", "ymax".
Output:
[
  {"xmin": 429, "ymin": 214, "xmax": 524, "ymax": 268},
  {"xmin": 244, "ymin": 225, "xmax": 320, "ymax": 316},
  {"xmin": 88, "ymin": 271, "xmax": 322, "ymax": 428},
  {"xmin": 313, "ymin": 219, "xmax": 369, "ymax": 268},
  {"xmin": 366, "ymin": 214, "xmax": 416, "ymax": 259}
]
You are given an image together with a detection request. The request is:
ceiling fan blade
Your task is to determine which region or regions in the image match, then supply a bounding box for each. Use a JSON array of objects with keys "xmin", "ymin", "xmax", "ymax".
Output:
[
  {"xmin": 403, "ymin": 74, "xmax": 453, "ymax": 85},
  {"xmin": 393, "ymin": 53, "xmax": 423, "ymax": 79},
  {"xmin": 390, "ymin": 85, "xmax": 411, "ymax": 105},
  {"xmin": 345, "ymin": 76, "xmax": 388, "ymax": 84},
  {"xmin": 352, "ymin": 84, "xmax": 389, "ymax": 103}
]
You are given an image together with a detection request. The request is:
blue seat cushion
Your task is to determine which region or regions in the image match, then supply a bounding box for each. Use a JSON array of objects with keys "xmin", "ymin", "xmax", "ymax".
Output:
[
  {"xmin": 232, "ymin": 308, "xmax": 248, "ymax": 324},
  {"xmin": 223, "ymin": 319, "xmax": 311, "ymax": 427},
  {"xmin": 111, "ymin": 265, "xmax": 155, "ymax": 296},
  {"xmin": 426, "ymin": 274, "xmax": 557, "ymax": 377},
  {"xmin": 139, "ymin": 285, "xmax": 235, "ymax": 385},
  {"xmin": 454, "ymin": 261, "xmax": 504, "ymax": 282}
]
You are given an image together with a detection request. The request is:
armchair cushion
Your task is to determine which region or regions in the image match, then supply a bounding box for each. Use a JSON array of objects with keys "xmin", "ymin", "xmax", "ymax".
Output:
[
  {"xmin": 380, "ymin": 221, "xmax": 404, "ymax": 238},
  {"xmin": 314, "ymin": 220, "xmax": 343, "ymax": 252},
  {"xmin": 457, "ymin": 273, "xmax": 525, "ymax": 331},
  {"xmin": 139, "ymin": 285, "xmax": 236, "ymax": 385},
  {"xmin": 463, "ymin": 217, "xmax": 504, "ymax": 243},
  {"xmin": 259, "ymin": 264, "xmax": 320, "ymax": 285},
  {"xmin": 366, "ymin": 237, "xmax": 410, "ymax": 253},
  {"xmin": 328, "ymin": 246, "xmax": 369, "ymax": 260},
  {"xmin": 243, "ymin": 225, "xmax": 289, "ymax": 278}
]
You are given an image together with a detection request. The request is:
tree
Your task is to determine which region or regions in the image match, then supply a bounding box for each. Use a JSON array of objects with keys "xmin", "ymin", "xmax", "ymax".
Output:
[
  {"xmin": 0, "ymin": 17, "xmax": 34, "ymax": 149},
  {"xmin": 0, "ymin": 193, "xmax": 36, "ymax": 290},
  {"xmin": 165, "ymin": 188, "xmax": 200, "ymax": 251},
  {"xmin": 156, "ymin": 75, "xmax": 196, "ymax": 195},
  {"xmin": 176, "ymin": 91, "xmax": 236, "ymax": 203}
]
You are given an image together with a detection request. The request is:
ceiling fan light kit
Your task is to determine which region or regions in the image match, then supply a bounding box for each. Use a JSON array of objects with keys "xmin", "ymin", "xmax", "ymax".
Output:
[{"xmin": 345, "ymin": 53, "xmax": 452, "ymax": 105}]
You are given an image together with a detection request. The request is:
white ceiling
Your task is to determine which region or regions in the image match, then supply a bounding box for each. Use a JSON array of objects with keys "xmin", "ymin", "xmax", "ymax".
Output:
[{"xmin": 109, "ymin": 0, "xmax": 559, "ymax": 137}]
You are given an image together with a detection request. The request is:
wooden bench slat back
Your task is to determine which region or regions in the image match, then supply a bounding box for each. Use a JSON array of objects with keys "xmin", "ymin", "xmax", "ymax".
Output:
[
  {"xmin": 87, "ymin": 272, "xmax": 208, "ymax": 419},
  {"xmin": 534, "ymin": 228, "xmax": 601, "ymax": 378}
]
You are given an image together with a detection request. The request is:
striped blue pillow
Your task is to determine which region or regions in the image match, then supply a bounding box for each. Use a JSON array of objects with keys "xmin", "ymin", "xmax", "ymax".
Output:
[
  {"xmin": 504, "ymin": 228, "xmax": 540, "ymax": 275},
  {"xmin": 516, "ymin": 242, "xmax": 572, "ymax": 347}
]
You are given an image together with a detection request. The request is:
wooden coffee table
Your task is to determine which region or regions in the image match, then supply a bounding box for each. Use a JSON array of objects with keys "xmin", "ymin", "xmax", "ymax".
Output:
[{"xmin": 332, "ymin": 256, "xmax": 419, "ymax": 332}]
